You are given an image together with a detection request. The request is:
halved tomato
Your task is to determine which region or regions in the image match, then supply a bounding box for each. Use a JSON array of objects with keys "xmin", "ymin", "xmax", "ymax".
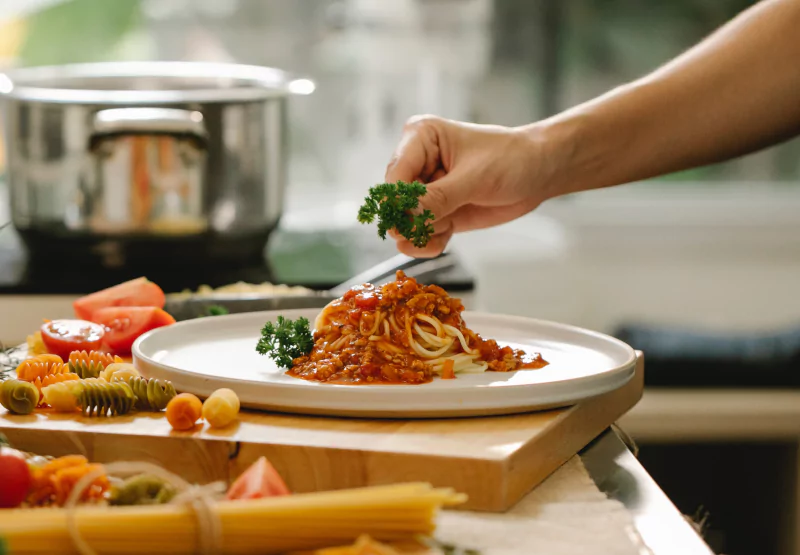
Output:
[
  {"xmin": 91, "ymin": 307, "xmax": 175, "ymax": 355},
  {"xmin": 226, "ymin": 457, "xmax": 290, "ymax": 501},
  {"xmin": 40, "ymin": 319, "xmax": 105, "ymax": 359},
  {"xmin": 74, "ymin": 277, "xmax": 166, "ymax": 322},
  {"xmin": 0, "ymin": 448, "xmax": 31, "ymax": 508}
]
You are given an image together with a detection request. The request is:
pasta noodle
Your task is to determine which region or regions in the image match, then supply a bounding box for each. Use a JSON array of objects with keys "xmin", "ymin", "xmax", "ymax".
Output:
[
  {"xmin": 290, "ymin": 271, "xmax": 548, "ymax": 385},
  {"xmin": 0, "ymin": 481, "xmax": 464, "ymax": 555},
  {"xmin": 113, "ymin": 376, "xmax": 176, "ymax": 412},
  {"xmin": 41, "ymin": 379, "xmax": 136, "ymax": 416},
  {"xmin": 31, "ymin": 373, "xmax": 81, "ymax": 405},
  {"xmin": 100, "ymin": 362, "xmax": 140, "ymax": 383},
  {"xmin": 166, "ymin": 393, "xmax": 203, "ymax": 430},
  {"xmin": 27, "ymin": 455, "xmax": 109, "ymax": 507},
  {"xmin": 76, "ymin": 380, "xmax": 136, "ymax": 417},
  {"xmin": 68, "ymin": 351, "xmax": 120, "ymax": 380},
  {"xmin": 26, "ymin": 331, "xmax": 48, "ymax": 356},
  {"xmin": 201, "ymin": 388, "xmax": 240, "ymax": 428},
  {"xmin": 16, "ymin": 354, "xmax": 70, "ymax": 382},
  {"xmin": 41, "ymin": 381, "xmax": 82, "ymax": 412},
  {"xmin": 108, "ymin": 474, "xmax": 177, "ymax": 506},
  {"xmin": 306, "ymin": 535, "xmax": 404, "ymax": 555},
  {"xmin": 0, "ymin": 379, "xmax": 40, "ymax": 415}
]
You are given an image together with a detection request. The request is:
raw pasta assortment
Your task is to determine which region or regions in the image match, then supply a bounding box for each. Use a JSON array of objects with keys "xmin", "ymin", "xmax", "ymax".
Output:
[
  {"xmin": 0, "ymin": 435, "xmax": 466, "ymax": 555},
  {"xmin": 3, "ymin": 277, "xmax": 242, "ymax": 430},
  {"xmin": 1, "ymin": 350, "xmax": 239, "ymax": 432}
]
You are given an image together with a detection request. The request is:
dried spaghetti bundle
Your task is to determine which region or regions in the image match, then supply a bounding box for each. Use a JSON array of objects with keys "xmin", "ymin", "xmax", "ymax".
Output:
[
  {"xmin": 1, "ymin": 482, "xmax": 465, "ymax": 554},
  {"xmin": 16, "ymin": 354, "xmax": 70, "ymax": 382}
]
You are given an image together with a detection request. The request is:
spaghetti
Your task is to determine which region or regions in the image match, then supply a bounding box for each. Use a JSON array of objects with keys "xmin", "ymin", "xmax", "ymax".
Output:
[{"xmin": 288, "ymin": 271, "xmax": 548, "ymax": 384}]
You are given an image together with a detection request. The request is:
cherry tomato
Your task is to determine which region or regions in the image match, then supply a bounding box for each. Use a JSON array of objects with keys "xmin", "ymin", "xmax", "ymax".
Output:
[
  {"xmin": 226, "ymin": 457, "xmax": 290, "ymax": 501},
  {"xmin": 0, "ymin": 448, "xmax": 31, "ymax": 508},
  {"xmin": 91, "ymin": 307, "xmax": 176, "ymax": 355},
  {"xmin": 74, "ymin": 277, "xmax": 165, "ymax": 321},
  {"xmin": 40, "ymin": 319, "xmax": 105, "ymax": 359},
  {"xmin": 354, "ymin": 292, "xmax": 379, "ymax": 310}
]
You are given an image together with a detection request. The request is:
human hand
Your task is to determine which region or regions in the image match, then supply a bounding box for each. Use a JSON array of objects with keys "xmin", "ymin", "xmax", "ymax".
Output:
[{"xmin": 384, "ymin": 115, "xmax": 555, "ymax": 257}]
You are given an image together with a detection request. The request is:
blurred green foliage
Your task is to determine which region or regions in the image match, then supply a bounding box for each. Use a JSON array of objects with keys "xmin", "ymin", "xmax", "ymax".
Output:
[{"xmin": 18, "ymin": 0, "xmax": 141, "ymax": 66}]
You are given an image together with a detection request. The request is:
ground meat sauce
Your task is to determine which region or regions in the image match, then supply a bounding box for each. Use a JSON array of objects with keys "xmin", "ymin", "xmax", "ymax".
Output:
[{"xmin": 287, "ymin": 271, "xmax": 548, "ymax": 384}]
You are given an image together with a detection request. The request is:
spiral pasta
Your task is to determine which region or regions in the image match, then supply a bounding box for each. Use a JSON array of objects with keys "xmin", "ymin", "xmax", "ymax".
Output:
[
  {"xmin": 41, "ymin": 381, "xmax": 82, "ymax": 412},
  {"xmin": 31, "ymin": 373, "xmax": 81, "ymax": 405},
  {"xmin": 27, "ymin": 455, "xmax": 109, "ymax": 507},
  {"xmin": 100, "ymin": 362, "xmax": 140, "ymax": 383},
  {"xmin": 16, "ymin": 354, "xmax": 70, "ymax": 382},
  {"xmin": 108, "ymin": 474, "xmax": 177, "ymax": 506},
  {"xmin": 68, "ymin": 350, "xmax": 120, "ymax": 379},
  {"xmin": 112, "ymin": 376, "xmax": 176, "ymax": 412},
  {"xmin": 0, "ymin": 379, "xmax": 40, "ymax": 415},
  {"xmin": 75, "ymin": 379, "xmax": 137, "ymax": 417}
]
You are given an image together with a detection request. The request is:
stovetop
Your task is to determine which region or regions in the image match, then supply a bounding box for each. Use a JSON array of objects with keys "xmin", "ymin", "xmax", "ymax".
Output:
[{"xmin": 0, "ymin": 226, "xmax": 474, "ymax": 295}]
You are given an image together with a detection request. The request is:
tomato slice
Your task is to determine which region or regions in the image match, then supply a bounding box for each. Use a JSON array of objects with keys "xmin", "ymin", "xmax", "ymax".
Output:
[
  {"xmin": 91, "ymin": 307, "xmax": 176, "ymax": 355},
  {"xmin": 0, "ymin": 448, "xmax": 32, "ymax": 508},
  {"xmin": 40, "ymin": 319, "xmax": 105, "ymax": 359},
  {"xmin": 354, "ymin": 292, "xmax": 379, "ymax": 310},
  {"xmin": 74, "ymin": 277, "xmax": 166, "ymax": 322},
  {"xmin": 226, "ymin": 457, "xmax": 290, "ymax": 501}
]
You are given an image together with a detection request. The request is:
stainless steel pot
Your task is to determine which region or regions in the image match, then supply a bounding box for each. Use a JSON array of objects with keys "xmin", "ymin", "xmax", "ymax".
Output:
[{"xmin": 0, "ymin": 62, "xmax": 313, "ymax": 267}]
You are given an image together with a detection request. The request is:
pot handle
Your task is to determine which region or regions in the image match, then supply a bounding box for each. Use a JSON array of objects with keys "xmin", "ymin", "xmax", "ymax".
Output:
[{"xmin": 91, "ymin": 107, "xmax": 207, "ymax": 140}]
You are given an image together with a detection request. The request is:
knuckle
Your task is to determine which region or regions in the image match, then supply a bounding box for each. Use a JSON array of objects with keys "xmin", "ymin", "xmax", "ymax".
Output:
[{"xmin": 404, "ymin": 114, "xmax": 440, "ymax": 131}]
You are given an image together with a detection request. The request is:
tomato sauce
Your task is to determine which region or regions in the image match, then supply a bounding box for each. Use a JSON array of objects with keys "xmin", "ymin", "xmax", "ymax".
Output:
[{"xmin": 287, "ymin": 271, "xmax": 548, "ymax": 385}]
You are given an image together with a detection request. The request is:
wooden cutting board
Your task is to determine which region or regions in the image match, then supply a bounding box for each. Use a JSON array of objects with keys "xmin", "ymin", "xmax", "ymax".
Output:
[{"xmin": 0, "ymin": 353, "xmax": 643, "ymax": 513}]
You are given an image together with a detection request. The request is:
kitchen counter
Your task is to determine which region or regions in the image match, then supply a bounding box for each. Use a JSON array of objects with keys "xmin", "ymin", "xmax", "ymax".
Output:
[{"xmin": 581, "ymin": 428, "xmax": 713, "ymax": 555}]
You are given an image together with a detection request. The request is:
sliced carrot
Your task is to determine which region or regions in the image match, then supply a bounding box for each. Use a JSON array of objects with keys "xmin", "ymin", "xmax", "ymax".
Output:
[{"xmin": 441, "ymin": 359, "xmax": 456, "ymax": 380}]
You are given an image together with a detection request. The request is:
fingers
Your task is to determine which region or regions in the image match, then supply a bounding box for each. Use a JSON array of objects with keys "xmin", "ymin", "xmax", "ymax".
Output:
[
  {"xmin": 391, "ymin": 201, "xmax": 541, "ymax": 258},
  {"xmin": 385, "ymin": 115, "xmax": 443, "ymax": 184},
  {"xmin": 394, "ymin": 226, "xmax": 454, "ymax": 258},
  {"xmin": 448, "ymin": 202, "xmax": 541, "ymax": 233}
]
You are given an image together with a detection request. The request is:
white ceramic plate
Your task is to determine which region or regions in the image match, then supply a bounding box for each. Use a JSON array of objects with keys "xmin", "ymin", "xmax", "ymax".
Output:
[{"xmin": 132, "ymin": 309, "xmax": 637, "ymax": 418}]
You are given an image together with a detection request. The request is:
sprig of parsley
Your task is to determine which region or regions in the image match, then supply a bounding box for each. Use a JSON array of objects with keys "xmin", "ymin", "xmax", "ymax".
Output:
[
  {"xmin": 357, "ymin": 180, "xmax": 435, "ymax": 248},
  {"xmin": 255, "ymin": 316, "xmax": 314, "ymax": 369}
]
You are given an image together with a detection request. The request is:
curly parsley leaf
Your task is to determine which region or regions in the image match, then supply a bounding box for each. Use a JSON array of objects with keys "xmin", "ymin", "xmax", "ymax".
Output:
[
  {"xmin": 255, "ymin": 316, "xmax": 314, "ymax": 369},
  {"xmin": 357, "ymin": 180, "xmax": 435, "ymax": 248}
]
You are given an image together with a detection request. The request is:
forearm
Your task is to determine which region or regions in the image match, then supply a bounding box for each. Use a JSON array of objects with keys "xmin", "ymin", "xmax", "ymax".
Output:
[{"xmin": 532, "ymin": 0, "xmax": 800, "ymax": 198}]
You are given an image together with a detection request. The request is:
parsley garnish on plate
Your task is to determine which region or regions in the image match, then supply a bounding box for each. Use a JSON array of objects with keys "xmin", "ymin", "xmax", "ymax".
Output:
[
  {"xmin": 357, "ymin": 180, "xmax": 435, "ymax": 248},
  {"xmin": 255, "ymin": 316, "xmax": 314, "ymax": 369}
]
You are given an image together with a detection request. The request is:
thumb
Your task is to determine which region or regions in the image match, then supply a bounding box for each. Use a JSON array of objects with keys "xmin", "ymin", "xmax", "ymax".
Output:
[{"xmin": 417, "ymin": 173, "xmax": 473, "ymax": 221}]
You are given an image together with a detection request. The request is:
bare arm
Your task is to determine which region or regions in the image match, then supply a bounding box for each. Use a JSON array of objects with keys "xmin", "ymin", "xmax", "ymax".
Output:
[
  {"xmin": 384, "ymin": 0, "xmax": 800, "ymax": 257},
  {"xmin": 538, "ymin": 0, "xmax": 800, "ymax": 197}
]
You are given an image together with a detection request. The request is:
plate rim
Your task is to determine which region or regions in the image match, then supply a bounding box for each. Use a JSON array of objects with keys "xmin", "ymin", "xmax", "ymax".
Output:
[{"xmin": 132, "ymin": 309, "xmax": 637, "ymax": 416}]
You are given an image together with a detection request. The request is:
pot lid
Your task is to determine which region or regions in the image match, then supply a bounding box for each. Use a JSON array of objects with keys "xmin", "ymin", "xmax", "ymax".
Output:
[{"xmin": 0, "ymin": 61, "xmax": 315, "ymax": 104}]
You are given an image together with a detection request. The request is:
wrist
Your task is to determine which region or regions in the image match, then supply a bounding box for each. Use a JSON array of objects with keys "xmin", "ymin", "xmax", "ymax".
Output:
[{"xmin": 515, "ymin": 115, "xmax": 588, "ymax": 202}]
